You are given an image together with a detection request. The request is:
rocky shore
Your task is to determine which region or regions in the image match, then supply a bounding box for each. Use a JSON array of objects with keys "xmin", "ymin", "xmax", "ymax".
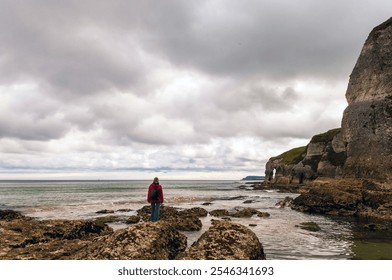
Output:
[
  {"xmin": 0, "ymin": 208, "xmax": 266, "ymax": 260},
  {"xmin": 250, "ymin": 178, "xmax": 392, "ymax": 221}
]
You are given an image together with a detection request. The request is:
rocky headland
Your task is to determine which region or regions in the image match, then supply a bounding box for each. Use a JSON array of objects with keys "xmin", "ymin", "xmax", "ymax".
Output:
[{"xmin": 262, "ymin": 18, "xmax": 392, "ymax": 221}]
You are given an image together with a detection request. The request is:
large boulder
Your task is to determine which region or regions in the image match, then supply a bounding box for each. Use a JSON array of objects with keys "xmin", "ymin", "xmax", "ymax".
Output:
[
  {"xmin": 137, "ymin": 205, "xmax": 204, "ymax": 231},
  {"xmin": 0, "ymin": 209, "xmax": 26, "ymax": 221},
  {"xmin": 73, "ymin": 221, "xmax": 187, "ymax": 260},
  {"xmin": 177, "ymin": 220, "xmax": 266, "ymax": 260}
]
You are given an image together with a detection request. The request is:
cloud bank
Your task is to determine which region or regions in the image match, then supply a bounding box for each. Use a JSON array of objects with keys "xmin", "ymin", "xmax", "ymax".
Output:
[{"xmin": 1, "ymin": 0, "xmax": 391, "ymax": 179}]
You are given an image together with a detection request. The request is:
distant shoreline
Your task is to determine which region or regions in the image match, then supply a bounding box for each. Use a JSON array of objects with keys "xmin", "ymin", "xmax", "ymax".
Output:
[
  {"xmin": 0, "ymin": 179, "xmax": 237, "ymax": 183},
  {"xmin": 241, "ymin": 176, "xmax": 265, "ymax": 181}
]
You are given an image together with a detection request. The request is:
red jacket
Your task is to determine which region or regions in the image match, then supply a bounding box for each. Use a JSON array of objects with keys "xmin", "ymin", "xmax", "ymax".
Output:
[{"xmin": 147, "ymin": 183, "xmax": 164, "ymax": 203}]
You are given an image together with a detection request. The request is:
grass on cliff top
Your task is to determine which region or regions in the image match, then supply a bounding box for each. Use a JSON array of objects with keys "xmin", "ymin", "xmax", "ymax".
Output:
[
  {"xmin": 270, "ymin": 146, "xmax": 307, "ymax": 165},
  {"xmin": 311, "ymin": 128, "xmax": 341, "ymax": 143}
]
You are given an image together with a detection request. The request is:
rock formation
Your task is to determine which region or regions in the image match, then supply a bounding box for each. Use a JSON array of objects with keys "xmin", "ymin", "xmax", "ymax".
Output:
[
  {"xmin": 74, "ymin": 221, "xmax": 187, "ymax": 260},
  {"xmin": 176, "ymin": 220, "xmax": 266, "ymax": 260},
  {"xmin": 0, "ymin": 210, "xmax": 113, "ymax": 260},
  {"xmin": 291, "ymin": 179, "xmax": 392, "ymax": 220},
  {"xmin": 265, "ymin": 128, "xmax": 345, "ymax": 182},
  {"xmin": 265, "ymin": 17, "xmax": 392, "ymax": 181},
  {"xmin": 209, "ymin": 207, "xmax": 270, "ymax": 218},
  {"xmin": 341, "ymin": 17, "xmax": 392, "ymax": 179},
  {"xmin": 136, "ymin": 205, "xmax": 206, "ymax": 231}
]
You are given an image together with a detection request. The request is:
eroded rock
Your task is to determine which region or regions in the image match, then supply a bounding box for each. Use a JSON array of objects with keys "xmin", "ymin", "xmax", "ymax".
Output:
[
  {"xmin": 0, "ymin": 210, "xmax": 25, "ymax": 221},
  {"xmin": 96, "ymin": 209, "xmax": 115, "ymax": 214},
  {"xmin": 342, "ymin": 18, "xmax": 392, "ymax": 180},
  {"xmin": 209, "ymin": 209, "xmax": 229, "ymax": 217},
  {"xmin": 125, "ymin": 215, "xmax": 140, "ymax": 224},
  {"xmin": 275, "ymin": 197, "xmax": 294, "ymax": 208},
  {"xmin": 74, "ymin": 221, "xmax": 187, "ymax": 260},
  {"xmin": 137, "ymin": 205, "xmax": 204, "ymax": 231},
  {"xmin": 0, "ymin": 213, "xmax": 113, "ymax": 260},
  {"xmin": 291, "ymin": 179, "xmax": 392, "ymax": 220},
  {"xmin": 295, "ymin": 222, "xmax": 321, "ymax": 232},
  {"xmin": 209, "ymin": 207, "xmax": 270, "ymax": 218},
  {"xmin": 177, "ymin": 220, "xmax": 265, "ymax": 260}
]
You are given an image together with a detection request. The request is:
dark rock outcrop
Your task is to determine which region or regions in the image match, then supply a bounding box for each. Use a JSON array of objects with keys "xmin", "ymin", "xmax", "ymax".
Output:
[
  {"xmin": 209, "ymin": 207, "xmax": 270, "ymax": 218},
  {"xmin": 209, "ymin": 209, "xmax": 229, "ymax": 217},
  {"xmin": 176, "ymin": 220, "xmax": 266, "ymax": 260},
  {"xmin": 275, "ymin": 196, "xmax": 294, "ymax": 208},
  {"xmin": 181, "ymin": 207, "xmax": 208, "ymax": 217},
  {"xmin": 125, "ymin": 215, "xmax": 140, "ymax": 224},
  {"xmin": 291, "ymin": 179, "xmax": 392, "ymax": 220},
  {"xmin": 0, "ymin": 212, "xmax": 113, "ymax": 260},
  {"xmin": 295, "ymin": 222, "xmax": 321, "ymax": 232},
  {"xmin": 96, "ymin": 209, "xmax": 115, "ymax": 214},
  {"xmin": 0, "ymin": 209, "xmax": 26, "ymax": 221}
]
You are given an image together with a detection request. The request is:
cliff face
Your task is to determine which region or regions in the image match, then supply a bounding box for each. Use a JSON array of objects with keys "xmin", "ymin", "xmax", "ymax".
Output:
[
  {"xmin": 342, "ymin": 17, "xmax": 392, "ymax": 179},
  {"xmin": 265, "ymin": 17, "xmax": 392, "ymax": 181}
]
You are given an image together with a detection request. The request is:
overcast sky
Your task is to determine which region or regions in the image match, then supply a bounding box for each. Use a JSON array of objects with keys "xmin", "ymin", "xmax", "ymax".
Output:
[{"xmin": 0, "ymin": 0, "xmax": 391, "ymax": 180}]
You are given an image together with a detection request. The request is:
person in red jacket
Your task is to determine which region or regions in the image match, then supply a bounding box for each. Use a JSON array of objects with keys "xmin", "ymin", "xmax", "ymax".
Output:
[{"xmin": 147, "ymin": 177, "xmax": 164, "ymax": 222}]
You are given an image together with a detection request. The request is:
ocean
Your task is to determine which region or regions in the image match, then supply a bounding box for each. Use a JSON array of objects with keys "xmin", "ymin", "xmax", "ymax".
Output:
[{"xmin": 0, "ymin": 180, "xmax": 391, "ymax": 260}]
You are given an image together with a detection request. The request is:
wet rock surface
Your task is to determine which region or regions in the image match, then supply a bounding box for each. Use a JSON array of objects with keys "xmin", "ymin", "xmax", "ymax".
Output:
[
  {"xmin": 125, "ymin": 215, "xmax": 141, "ymax": 224},
  {"xmin": 209, "ymin": 207, "xmax": 270, "ymax": 218},
  {"xmin": 291, "ymin": 179, "xmax": 392, "ymax": 220},
  {"xmin": 96, "ymin": 209, "xmax": 115, "ymax": 214},
  {"xmin": 0, "ymin": 210, "xmax": 112, "ymax": 260},
  {"xmin": 275, "ymin": 196, "xmax": 294, "ymax": 208},
  {"xmin": 176, "ymin": 220, "xmax": 266, "ymax": 260},
  {"xmin": 295, "ymin": 222, "xmax": 321, "ymax": 232},
  {"xmin": 137, "ymin": 205, "xmax": 205, "ymax": 231},
  {"xmin": 209, "ymin": 209, "xmax": 230, "ymax": 217}
]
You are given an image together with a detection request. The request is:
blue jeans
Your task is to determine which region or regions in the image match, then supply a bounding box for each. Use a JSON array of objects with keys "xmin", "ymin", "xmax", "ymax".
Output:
[{"xmin": 151, "ymin": 202, "xmax": 161, "ymax": 222}]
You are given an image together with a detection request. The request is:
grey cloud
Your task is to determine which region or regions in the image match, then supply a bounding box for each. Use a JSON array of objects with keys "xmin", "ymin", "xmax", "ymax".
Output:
[
  {"xmin": 139, "ymin": 0, "xmax": 392, "ymax": 81},
  {"xmin": 213, "ymin": 82, "xmax": 299, "ymax": 112},
  {"xmin": 0, "ymin": 112, "xmax": 71, "ymax": 141},
  {"xmin": 1, "ymin": 0, "xmax": 391, "ymax": 101},
  {"xmin": 0, "ymin": 93, "xmax": 71, "ymax": 141},
  {"xmin": 0, "ymin": 1, "xmax": 149, "ymax": 99}
]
